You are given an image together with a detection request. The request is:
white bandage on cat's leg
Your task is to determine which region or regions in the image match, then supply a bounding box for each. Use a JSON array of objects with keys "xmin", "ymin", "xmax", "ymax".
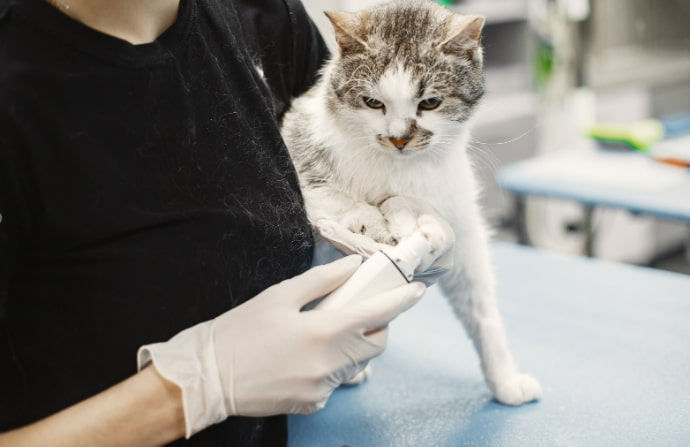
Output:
[
  {"xmin": 317, "ymin": 195, "xmax": 455, "ymax": 286},
  {"xmin": 415, "ymin": 214, "xmax": 455, "ymax": 272},
  {"xmin": 379, "ymin": 196, "xmax": 455, "ymax": 280}
]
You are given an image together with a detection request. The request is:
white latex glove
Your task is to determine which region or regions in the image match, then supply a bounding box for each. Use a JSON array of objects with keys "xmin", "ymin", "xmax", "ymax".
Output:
[
  {"xmin": 137, "ymin": 255, "xmax": 426, "ymax": 438},
  {"xmin": 314, "ymin": 196, "xmax": 455, "ymax": 286}
]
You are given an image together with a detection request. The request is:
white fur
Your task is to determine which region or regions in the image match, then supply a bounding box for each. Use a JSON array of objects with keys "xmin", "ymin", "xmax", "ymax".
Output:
[{"xmin": 283, "ymin": 62, "xmax": 541, "ymax": 406}]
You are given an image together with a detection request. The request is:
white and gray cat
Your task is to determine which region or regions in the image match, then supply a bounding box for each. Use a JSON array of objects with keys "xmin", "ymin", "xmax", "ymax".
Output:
[{"xmin": 281, "ymin": 0, "xmax": 541, "ymax": 406}]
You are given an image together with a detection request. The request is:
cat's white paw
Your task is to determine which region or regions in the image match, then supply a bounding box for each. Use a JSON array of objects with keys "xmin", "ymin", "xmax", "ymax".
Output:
[
  {"xmin": 342, "ymin": 205, "xmax": 395, "ymax": 244},
  {"xmin": 415, "ymin": 213, "xmax": 454, "ymax": 269},
  {"xmin": 379, "ymin": 196, "xmax": 454, "ymax": 260},
  {"xmin": 492, "ymin": 373, "xmax": 542, "ymax": 406}
]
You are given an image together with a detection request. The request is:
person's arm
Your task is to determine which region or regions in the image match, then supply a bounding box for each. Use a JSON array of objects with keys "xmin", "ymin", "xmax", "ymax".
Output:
[
  {"xmin": 0, "ymin": 365, "xmax": 185, "ymax": 447},
  {"xmin": 0, "ymin": 256, "xmax": 425, "ymax": 444}
]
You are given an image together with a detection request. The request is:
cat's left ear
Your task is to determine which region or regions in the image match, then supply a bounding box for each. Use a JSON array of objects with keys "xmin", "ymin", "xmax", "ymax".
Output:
[
  {"xmin": 438, "ymin": 14, "xmax": 485, "ymax": 64},
  {"xmin": 325, "ymin": 10, "xmax": 371, "ymax": 56}
]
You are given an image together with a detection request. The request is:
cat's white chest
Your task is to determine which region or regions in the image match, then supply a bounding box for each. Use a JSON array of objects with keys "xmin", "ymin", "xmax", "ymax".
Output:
[{"xmin": 335, "ymin": 144, "xmax": 473, "ymax": 219}]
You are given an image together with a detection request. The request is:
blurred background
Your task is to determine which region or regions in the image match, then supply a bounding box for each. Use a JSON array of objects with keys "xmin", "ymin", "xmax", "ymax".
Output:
[{"xmin": 302, "ymin": 0, "xmax": 690, "ymax": 274}]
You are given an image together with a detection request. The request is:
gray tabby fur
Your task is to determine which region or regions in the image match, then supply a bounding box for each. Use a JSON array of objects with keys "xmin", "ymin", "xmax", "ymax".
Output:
[{"xmin": 281, "ymin": 0, "xmax": 541, "ymax": 406}]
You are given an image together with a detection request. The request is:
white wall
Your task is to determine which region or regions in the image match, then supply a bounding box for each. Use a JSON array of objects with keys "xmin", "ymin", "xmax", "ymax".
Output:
[
  {"xmin": 301, "ymin": 0, "xmax": 338, "ymax": 50},
  {"xmin": 301, "ymin": 0, "xmax": 387, "ymax": 51}
]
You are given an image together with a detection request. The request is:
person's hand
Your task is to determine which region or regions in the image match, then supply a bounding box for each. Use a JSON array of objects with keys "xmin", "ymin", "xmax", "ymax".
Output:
[
  {"xmin": 315, "ymin": 196, "xmax": 455, "ymax": 286},
  {"xmin": 137, "ymin": 256, "xmax": 426, "ymax": 438}
]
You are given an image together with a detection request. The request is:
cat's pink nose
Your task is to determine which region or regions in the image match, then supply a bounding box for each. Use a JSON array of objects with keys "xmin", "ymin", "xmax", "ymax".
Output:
[{"xmin": 389, "ymin": 136, "xmax": 411, "ymax": 150}]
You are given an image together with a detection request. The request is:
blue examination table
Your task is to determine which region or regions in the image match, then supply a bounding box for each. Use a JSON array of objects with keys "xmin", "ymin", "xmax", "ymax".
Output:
[{"xmin": 288, "ymin": 242, "xmax": 690, "ymax": 446}]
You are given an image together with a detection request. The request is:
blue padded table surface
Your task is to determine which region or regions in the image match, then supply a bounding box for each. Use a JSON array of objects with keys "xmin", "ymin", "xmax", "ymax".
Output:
[
  {"xmin": 497, "ymin": 142, "xmax": 690, "ymax": 223},
  {"xmin": 288, "ymin": 243, "xmax": 690, "ymax": 447}
]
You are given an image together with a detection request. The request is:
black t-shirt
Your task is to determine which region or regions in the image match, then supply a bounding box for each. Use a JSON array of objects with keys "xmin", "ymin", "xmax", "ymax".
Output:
[{"xmin": 0, "ymin": 0, "xmax": 328, "ymax": 445}]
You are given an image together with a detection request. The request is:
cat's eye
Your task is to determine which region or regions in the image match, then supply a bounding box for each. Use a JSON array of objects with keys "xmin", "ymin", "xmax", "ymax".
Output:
[
  {"xmin": 363, "ymin": 97, "xmax": 385, "ymax": 109},
  {"xmin": 418, "ymin": 97, "xmax": 442, "ymax": 111}
]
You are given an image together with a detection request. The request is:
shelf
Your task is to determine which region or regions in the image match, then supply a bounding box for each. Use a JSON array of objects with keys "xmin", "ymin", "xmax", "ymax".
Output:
[{"xmin": 588, "ymin": 46, "xmax": 690, "ymax": 88}]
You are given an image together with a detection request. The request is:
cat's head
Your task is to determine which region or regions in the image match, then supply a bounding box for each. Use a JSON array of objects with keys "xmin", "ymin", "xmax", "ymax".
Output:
[{"xmin": 324, "ymin": 0, "xmax": 484, "ymax": 158}]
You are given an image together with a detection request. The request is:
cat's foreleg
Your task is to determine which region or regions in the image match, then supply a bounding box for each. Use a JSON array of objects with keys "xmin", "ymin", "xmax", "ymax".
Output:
[
  {"xmin": 440, "ymin": 217, "xmax": 542, "ymax": 406},
  {"xmin": 379, "ymin": 196, "xmax": 454, "ymax": 264},
  {"xmin": 303, "ymin": 186, "xmax": 395, "ymax": 245}
]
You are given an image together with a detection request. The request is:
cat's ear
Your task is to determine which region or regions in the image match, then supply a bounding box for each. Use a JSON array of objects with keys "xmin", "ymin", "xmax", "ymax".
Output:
[
  {"xmin": 438, "ymin": 14, "xmax": 485, "ymax": 63},
  {"xmin": 324, "ymin": 10, "xmax": 370, "ymax": 56}
]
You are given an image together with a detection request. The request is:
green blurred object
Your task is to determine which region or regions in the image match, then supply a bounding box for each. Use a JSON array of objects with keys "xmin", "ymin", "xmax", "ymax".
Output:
[
  {"xmin": 588, "ymin": 114, "xmax": 690, "ymax": 152},
  {"xmin": 534, "ymin": 34, "xmax": 555, "ymax": 90},
  {"xmin": 436, "ymin": 0, "xmax": 453, "ymax": 6},
  {"xmin": 587, "ymin": 120, "xmax": 664, "ymax": 152}
]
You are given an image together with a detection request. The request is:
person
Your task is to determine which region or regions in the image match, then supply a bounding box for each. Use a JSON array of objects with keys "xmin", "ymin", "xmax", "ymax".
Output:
[{"xmin": 0, "ymin": 0, "xmax": 433, "ymax": 445}]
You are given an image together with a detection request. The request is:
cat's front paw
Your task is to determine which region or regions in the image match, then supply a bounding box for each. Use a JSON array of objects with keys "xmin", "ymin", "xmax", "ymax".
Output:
[
  {"xmin": 342, "ymin": 204, "xmax": 396, "ymax": 245},
  {"xmin": 491, "ymin": 373, "xmax": 542, "ymax": 406},
  {"xmin": 414, "ymin": 214, "xmax": 454, "ymax": 270},
  {"xmin": 379, "ymin": 196, "xmax": 455, "ymax": 271}
]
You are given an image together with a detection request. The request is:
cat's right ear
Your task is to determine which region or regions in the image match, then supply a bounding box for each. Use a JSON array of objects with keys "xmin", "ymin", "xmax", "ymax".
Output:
[
  {"xmin": 324, "ymin": 11, "xmax": 370, "ymax": 56},
  {"xmin": 438, "ymin": 14, "xmax": 485, "ymax": 64}
]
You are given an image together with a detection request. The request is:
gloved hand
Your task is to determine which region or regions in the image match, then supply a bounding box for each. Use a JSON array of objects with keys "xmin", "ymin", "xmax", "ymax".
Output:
[
  {"xmin": 314, "ymin": 196, "xmax": 455, "ymax": 286},
  {"xmin": 137, "ymin": 255, "xmax": 426, "ymax": 438}
]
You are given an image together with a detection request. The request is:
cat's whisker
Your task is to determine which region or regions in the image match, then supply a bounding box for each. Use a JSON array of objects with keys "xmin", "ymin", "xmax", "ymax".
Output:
[
  {"xmin": 470, "ymin": 126, "xmax": 536, "ymax": 146},
  {"xmin": 336, "ymin": 76, "xmax": 378, "ymax": 100},
  {"xmin": 349, "ymin": 63, "xmax": 375, "ymax": 82},
  {"xmin": 466, "ymin": 141, "xmax": 500, "ymax": 177}
]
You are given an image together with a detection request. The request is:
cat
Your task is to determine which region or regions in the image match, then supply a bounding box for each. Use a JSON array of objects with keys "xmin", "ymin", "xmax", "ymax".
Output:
[{"xmin": 280, "ymin": 0, "xmax": 541, "ymax": 406}]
